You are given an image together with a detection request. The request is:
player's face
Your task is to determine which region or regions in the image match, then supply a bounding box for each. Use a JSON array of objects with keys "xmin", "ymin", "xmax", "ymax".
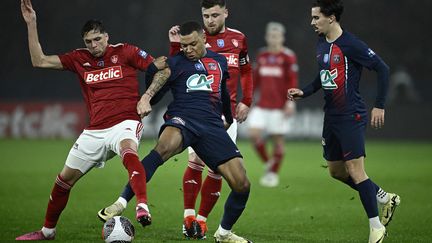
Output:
[
  {"xmin": 311, "ymin": 7, "xmax": 331, "ymax": 37},
  {"xmin": 83, "ymin": 30, "xmax": 109, "ymax": 57},
  {"xmin": 202, "ymin": 5, "xmax": 228, "ymax": 35},
  {"xmin": 265, "ymin": 30, "xmax": 285, "ymax": 48},
  {"xmin": 180, "ymin": 31, "xmax": 207, "ymax": 61}
]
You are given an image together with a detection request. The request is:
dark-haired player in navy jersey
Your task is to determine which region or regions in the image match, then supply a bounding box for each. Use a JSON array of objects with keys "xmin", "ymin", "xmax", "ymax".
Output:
[
  {"xmin": 288, "ymin": 1, "xmax": 400, "ymax": 242},
  {"xmin": 167, "ymin": 1, "xmax": 253, "ymax": 239},
  {"xmin": 101, "ymin": 21, "xmax": 252, "ymax": 243},
  {"xmin": 98, "ymin": 1, "xmax": 253, "ymax": 240}
]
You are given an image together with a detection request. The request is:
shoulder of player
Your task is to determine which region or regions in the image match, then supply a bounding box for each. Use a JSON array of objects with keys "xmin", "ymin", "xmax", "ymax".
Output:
[
  {"xmin": 225, "ymin": 27, "xmax": 246, "ymax": 38},
  {"xmin": 282, "ymin": 47, "xmax": 296, "ymax": 57},
  {"xmin": 337, "ymin": 31, "xmax": 368, "ymax": 53}
]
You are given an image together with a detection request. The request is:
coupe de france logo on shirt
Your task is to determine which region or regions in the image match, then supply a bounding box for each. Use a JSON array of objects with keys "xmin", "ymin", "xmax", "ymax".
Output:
[
  {"xmin": 186, "ymin": 74, "xmax": 214, "ymax": 92},
  {"xmin": 217, "ymin": 39, "xmax": 225, "ymax": 48},
  {"xmin": 320, "ymin": 69, "xmax": 338, "ymax": 90}
]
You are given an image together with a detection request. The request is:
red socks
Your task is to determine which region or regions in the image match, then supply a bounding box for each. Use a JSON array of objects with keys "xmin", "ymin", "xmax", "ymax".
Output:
[
  {"xmin": 183, "ymin": 162, "xmax": 203, "ymax": 209},
  {"xmin": 44, "ymin": 175, "xmax": 71, "ymax": 228},
  {"xmin": 270, "ymin": 144, "xmax": 284, "ymax": 173},
  {"xmin": 122, "ymin": 149, "xmax": 147, "ymax": 204},
  {"xmin": 198, "ymin": 172, "xmax": 222, "ymax": 218},
  {"xmin": 253, "ymin": 139, "xmax": 269, "ymax": 163}
]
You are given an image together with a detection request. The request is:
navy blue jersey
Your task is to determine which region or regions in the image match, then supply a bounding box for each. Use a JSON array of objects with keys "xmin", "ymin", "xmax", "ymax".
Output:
[
  {"xmin": 163, "ymin": 49, "xmax": 231, "ymax": 123},
  {"xmin": 303, "ymin": 31, "xmax": 389, "ymax": 117}
]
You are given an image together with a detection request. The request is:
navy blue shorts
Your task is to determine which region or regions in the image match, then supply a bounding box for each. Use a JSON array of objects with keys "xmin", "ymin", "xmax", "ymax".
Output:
[
  {"xmin": 159, "ymin": 115, "xmax": 242, "ymax": 172},
  {"xmin": 322, "ymin": 114, "xmax": 367, "ymax": 161}
]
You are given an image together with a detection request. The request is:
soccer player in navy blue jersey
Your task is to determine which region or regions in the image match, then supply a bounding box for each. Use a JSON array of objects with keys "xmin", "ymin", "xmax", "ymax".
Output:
[
  {"xmin": 288, "ymin": 1, "xmax": 400, "ymax": 242},
  {"xmin": 101, "ymin": 21, "xmax": 252, "ymax": 243}
]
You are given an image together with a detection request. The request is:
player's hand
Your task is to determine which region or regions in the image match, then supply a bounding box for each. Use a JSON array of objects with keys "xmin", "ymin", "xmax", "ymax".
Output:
[
  {"xmin": 137, "ymin": 94, "xmax": 152, "ymax": 118},
  {"xmin": 21, "ymin": 0, "xmax": 36, "ymax": 24},
  {"xmin": 371, "ymin": 107, "xmax": 385, "ymax": 129},
  {"xmin": 153, "ymin": 56, "xmax": 168, "ymax": 70},
  {"xmin": 287, "ymin": 88, "xmax": 304, "ymax": 101},
  {"xmin": 235, "ymin": 102, "xmax": 250, "ymax": 123},
  {"xmin": 284, "ymin": 100, "xmax": 296, "ymax": 117},
  {"xmin": 168, "ymin": 25, "xmax": 180, "ymax": 43}
]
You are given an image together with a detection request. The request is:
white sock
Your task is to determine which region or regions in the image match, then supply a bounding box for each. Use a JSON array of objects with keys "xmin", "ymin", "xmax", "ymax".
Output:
[
  {"xmin": 41, "ymin": 227, "xmax": 55, "ymax": 237},
  {"xmin": 196, "ymin": 215, "xmax": 207, "ymax": 222},
  {"xmin": 376, "ymin": 188, "xmax": 389, "ymax": 204},
  {"xmin": 217, "ymin": 225, "xmax": 231, "ymax": 236},
  {"xmin": 184, "ymin": 209, "xmax": 195, "ymax": 218},
  {"xmin": 369, "ymin": 216, "xmax": 384, "ymax": 229},
  {"xmin": 137, "ymin": 203, "xmax": 149, "ymax": 212},
  {"xmin": 117, "ymin": 197, "xmax": 128, "ymax": 208}
]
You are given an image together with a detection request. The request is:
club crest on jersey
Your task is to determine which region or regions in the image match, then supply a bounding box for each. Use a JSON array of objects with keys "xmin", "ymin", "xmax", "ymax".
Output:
[
  {"xmin": 186, "ymin": 74, "xmax": 214, "ymax": 92},
  {"xmin": 332, "ymin": 54, "xmax": 340, "ymax": 64},
  {"xmin": 217, "ymin": 39, "xmax": 225, "ymax": 48},
  {"xmin": 320, "ymin": 69, "xmax": 338, "ymax": 90},
  {"xmin": 231, "ymin": 39, "xmax": 238, "ymax": 47},
  {"xmin": 138, "ymin": 49, "xmax": 148, "ymax": 58},
  {"xmin": 111, "ymin": 55, "xmax": 118, "ymax": 64},
  {"xmin": 97, "ymin": 60, "xmax": 104, "ymax": 67},
  {"xmin": 195, "ymin": 63, "xmax": 204, "ymax": 71},
  {"xmin": 208, "ymin": 62, "xmax": 217, "ymax": 70},
  {"xmin": 323, "ymin": 54, "xmax": 329, "ymax": 63}
]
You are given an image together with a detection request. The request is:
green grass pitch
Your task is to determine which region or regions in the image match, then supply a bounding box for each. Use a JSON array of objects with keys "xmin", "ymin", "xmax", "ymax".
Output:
[{"xmin": 1, "ymin": 139, "xmax": 431, "ymax": 242}]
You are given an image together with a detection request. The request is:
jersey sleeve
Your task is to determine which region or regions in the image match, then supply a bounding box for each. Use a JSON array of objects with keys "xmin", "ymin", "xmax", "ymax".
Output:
[
  {"xmin": 347, "ymin": 38, "xmax": 390, "ymax": 109},
  {"xmin": 126, "ymin": 44, "xmax": 155, "ymax": 71},
  {"xmin": 239, "ymin": 36, "xmax": 253, "ymax": 107},
  {"xmin": 346, "ymin": 38, "xmax": 381, "ymax": 70},
  {"xmin": 58, "ymin": 50, "xmax": 79, "ymax": 72},
  {"xmin": 169, "ymin": 42, "xmax": 181, "ymax": 57},
  {"xmin": 285, "ymin": 52, "xmax": 299, "ymax": 90},
  {"xmin": 252, "ymin": 55, "xmax": 261, "ymax": 92}
]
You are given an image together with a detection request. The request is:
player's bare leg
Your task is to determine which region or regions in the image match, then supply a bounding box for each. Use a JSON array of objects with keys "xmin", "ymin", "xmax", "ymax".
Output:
[{"xmin": 16, "ymin": 163, "xmax": 85, "ymax": 240}]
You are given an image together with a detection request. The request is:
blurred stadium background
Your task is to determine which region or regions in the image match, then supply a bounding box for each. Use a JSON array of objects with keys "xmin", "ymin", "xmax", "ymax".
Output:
[
  {"xmin": 1, "ymin": 0, "xmax": 432, "ymax": 242},
  {"xmin": 1, "ymin": 0, "xmax": 431, "ymax": 140}
]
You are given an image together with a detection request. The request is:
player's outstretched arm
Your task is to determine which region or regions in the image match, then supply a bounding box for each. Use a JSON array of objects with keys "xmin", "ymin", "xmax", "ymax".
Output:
[
  {"xmin": 21, "ymin": 0, "xmax": 62, "ymax": 69},
  {"xmin": 137, "ymin": 67, "xmax": 171, "ymax": 117}
]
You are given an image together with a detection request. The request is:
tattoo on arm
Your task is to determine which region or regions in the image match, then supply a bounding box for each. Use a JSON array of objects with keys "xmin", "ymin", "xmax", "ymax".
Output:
[{"xmin": 145, "ymin": 68, "xmax": 171, "ymax": 98}]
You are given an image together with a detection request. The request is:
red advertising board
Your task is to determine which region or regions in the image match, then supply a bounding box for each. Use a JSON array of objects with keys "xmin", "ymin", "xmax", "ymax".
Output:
[{"xmin": 0, "ymin": 102, "xmax": 88, "ymax": 138}]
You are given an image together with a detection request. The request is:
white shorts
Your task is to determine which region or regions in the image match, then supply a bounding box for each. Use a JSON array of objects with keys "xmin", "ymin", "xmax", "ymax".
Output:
[
  {"xmin": 188, "ymin": 119, "xmax": 237, "ymax": 155},
  {"xmin": 248, "ymin": 107, "xmax": 291, "ymax": 134},
  {"xmin": 66, "ymin": 120, "xmax": 143, "ymax": 173}
]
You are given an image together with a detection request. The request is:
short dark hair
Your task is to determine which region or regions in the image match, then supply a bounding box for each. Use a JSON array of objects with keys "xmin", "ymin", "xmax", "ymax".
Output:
[
  {"xmin": 201, "ymin": 0, "xmax": 226, "ymax": 9},
  {"xmin": 81, "ymin": 19, "xmax": 106, "ymax": 37},
  {"xmin": 313, "ymin": 0, "xmax": 344, "ymax": 21},
  {"xmin": 179, "ymin": 21, "xmax": 203, "ymax": 36}
]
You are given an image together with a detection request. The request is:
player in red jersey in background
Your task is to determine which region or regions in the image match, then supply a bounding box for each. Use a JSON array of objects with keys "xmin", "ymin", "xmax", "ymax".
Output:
[
  {"xmin": 16, "ymin": 0, "xmax": 168, "ymax": 240},
  {"xmin": 248, "ymin": 22, "xmax": 298, "ymax": 187},
  {"xmin": 169, "ymin": 0, "xmax": 253, "ymax": 239}
]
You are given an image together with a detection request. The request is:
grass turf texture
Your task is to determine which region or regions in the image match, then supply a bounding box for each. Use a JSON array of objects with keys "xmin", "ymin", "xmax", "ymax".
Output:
[{"xmin": 1, "ymin": 139, "xmax": 431, "ymax": 242}]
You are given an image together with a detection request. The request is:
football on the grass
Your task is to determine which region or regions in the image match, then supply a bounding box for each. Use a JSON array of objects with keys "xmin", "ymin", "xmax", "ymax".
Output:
[{"xmin": 102, "ymin": 216, "xmax": 135, "ymax": 243}]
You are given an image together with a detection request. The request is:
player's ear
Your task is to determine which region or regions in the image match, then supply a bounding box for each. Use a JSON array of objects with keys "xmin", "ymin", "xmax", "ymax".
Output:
[
  {"xmin": 105, "ymin": 33, "xmax": 109, "ymax": 42},
  {"xmin": 224, "ymin": 8, "xmax": 228, "ymax": 18},
  {"xmin": 329, "ymin": 15, "xmax": 335, "ymax": 24}
]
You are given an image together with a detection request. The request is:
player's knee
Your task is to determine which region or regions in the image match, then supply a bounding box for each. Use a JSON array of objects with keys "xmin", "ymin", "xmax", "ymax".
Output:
[
  {"xmin": 232, "ymin": 178, "xmax": 250, "ymax": 193},
  {"xmin": 154, "ymin": 143, "xmax": 175, "ymax": 161}
]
